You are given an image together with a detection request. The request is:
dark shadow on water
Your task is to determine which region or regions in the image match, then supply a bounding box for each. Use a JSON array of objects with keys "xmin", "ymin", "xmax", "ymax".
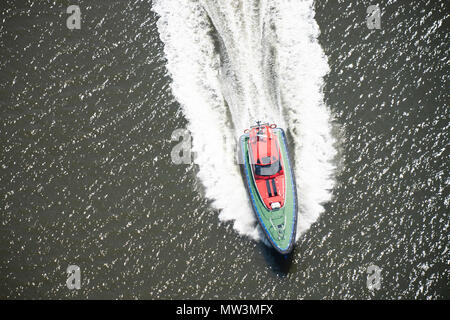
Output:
[{"xmin": 258, "ymin": 242, "xmax": 295, "ymax": 277}]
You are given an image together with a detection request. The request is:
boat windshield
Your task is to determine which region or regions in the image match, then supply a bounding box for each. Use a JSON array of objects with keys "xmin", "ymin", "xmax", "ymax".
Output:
[{"xmin": 254, "ymin": 160, "xmax": 282, "ymax": 176}]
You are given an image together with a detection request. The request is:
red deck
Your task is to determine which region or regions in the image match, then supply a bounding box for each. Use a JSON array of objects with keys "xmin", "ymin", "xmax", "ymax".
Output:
[{"xmin": 247, "ymin": 125, "xmax": 285, "ymax": 210}]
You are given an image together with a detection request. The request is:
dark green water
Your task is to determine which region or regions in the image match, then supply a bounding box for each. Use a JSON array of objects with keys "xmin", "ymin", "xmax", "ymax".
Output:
[{"xmin": 1, "ymin": 0, "xmax": 448, "ymax": 299}]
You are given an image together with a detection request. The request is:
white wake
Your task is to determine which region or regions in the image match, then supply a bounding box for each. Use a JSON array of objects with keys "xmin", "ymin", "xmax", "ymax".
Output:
[{"xmin": 153, "ymin": 0, "xmax": 337, "ymax": 242}]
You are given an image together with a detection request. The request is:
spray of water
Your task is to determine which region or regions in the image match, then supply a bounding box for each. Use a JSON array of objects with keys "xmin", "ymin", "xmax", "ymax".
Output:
[{"xmin": 153, "ymin": 0, "xmax": 337, "ymax": 242}]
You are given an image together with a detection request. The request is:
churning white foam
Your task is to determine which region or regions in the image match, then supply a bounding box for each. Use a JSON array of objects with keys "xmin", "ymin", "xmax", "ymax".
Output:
[{"xmin": 153, "ymin": 0, "xmax": 336, "ymax": 242}]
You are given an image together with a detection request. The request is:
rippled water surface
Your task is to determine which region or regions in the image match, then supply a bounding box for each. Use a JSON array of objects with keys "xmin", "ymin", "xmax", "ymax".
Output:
[{"xmin": 1, "ymin": 0, "xmax": 448, "ymax": 299}]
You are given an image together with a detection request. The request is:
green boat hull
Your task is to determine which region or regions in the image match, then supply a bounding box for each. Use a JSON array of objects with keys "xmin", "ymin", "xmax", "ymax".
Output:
[{"xmin": 239, "ymin": 128, "xmax": 297, "ymax": 254}]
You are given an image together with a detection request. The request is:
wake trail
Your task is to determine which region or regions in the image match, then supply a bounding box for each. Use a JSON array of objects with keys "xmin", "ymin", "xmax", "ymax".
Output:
[{"xmin": 153, "ymin": 0, "xmax": 337, "ymax": 242}]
